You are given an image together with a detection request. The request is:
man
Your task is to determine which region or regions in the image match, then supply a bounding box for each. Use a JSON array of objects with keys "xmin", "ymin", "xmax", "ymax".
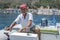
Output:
[{"xmin": 5, "ymin": 4, "xmax": 41, "ymax": 40}]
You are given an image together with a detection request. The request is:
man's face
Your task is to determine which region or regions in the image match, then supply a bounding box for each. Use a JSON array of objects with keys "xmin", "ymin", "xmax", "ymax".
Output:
[{"xmin": 20, "ymin": 8, "xmax": 27, "ymax": 13}]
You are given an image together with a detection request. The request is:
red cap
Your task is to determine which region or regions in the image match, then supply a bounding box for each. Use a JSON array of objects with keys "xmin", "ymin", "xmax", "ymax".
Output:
[{"xmin": 20, "ymin": 4, "xmax": 27, "ymax": 9}]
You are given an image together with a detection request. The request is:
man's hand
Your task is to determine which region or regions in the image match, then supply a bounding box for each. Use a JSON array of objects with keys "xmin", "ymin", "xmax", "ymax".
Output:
[
  {"xmin": 5, "ymin": 22, "xmax": 16, "ymax": 31},
  {"xmin": 17, "ymin": 27, "xmax": 30, "ymax": 32},
  {"xmin": 5, "ymin": 27, "xmax": 12, "ymax": 31},
  {"xmin": 22, "ymin": 27, "xmax": 30, "ymax": 30}
]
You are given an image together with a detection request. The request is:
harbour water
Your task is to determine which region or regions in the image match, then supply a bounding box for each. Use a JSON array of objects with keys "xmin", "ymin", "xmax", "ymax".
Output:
[{"xmin": 0, "ymin": 13, "xmax": 60, "ymax": 29}]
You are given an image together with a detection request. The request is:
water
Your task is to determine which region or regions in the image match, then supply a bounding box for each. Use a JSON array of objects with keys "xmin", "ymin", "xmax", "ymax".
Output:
[
  {"xmin": 33, "ymin": 14, "xmax": 60, "ymax": 24},
  {"xmin": 0, "ymin": 13, "xmax": 18, "ymax": 29},
  {"xmin": 0, "ymin": 13, "xmax": 60, "ymax": 30}
]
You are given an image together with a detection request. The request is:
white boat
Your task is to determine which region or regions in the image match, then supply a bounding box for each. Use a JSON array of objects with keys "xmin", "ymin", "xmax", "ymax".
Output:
[{"xmin": 0, "ymin": 23, "xmax": 60, "ymax": 40}]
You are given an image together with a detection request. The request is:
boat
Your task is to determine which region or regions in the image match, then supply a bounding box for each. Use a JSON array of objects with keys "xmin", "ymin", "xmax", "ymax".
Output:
[{"xmin": 0, "ymin": 23, "xmax": 60, "ymax": 40}]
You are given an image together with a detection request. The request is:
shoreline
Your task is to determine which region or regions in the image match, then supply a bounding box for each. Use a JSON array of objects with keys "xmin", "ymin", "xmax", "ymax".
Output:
[{"xmin": 0, "ymin": 8, "xmax": 60, "ymax": 15}]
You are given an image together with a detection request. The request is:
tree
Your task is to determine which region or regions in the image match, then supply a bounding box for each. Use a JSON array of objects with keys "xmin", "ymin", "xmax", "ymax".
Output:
[{"xmin": 0, "ymin": 2, "xmax": 11, "ymax": 9}]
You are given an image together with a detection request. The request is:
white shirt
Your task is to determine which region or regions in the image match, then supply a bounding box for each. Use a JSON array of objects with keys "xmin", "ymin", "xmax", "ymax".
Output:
[{"xmin": 14, "ymin": 12, "xmax": 34, "ymax": 28}]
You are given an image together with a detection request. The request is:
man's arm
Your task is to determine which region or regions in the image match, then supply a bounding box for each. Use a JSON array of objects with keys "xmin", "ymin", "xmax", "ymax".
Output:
[
  {"xmin": 5, "ymin": 22, "xmax": 17, "ymax": 30},
  {"xmin": 26, "ymin": 20, "xmax": 32, "ymax": 27},
  {"xmin": 9, "ymin": 15, "xmax": 20, "ymax": 29},
  {"xmin": 25, "ymin": 13, "xmax": 33, "ymax": 29},
  {"xmin": 9, "ymin": 22, "xmax": 17, "ymax": 28}
]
